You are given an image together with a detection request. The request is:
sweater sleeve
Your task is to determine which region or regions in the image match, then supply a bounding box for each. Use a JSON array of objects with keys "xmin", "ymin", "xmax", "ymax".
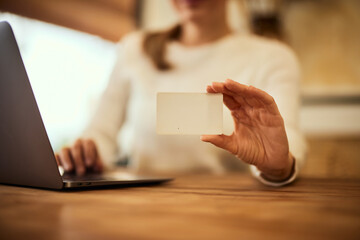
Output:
[
  {"xmin": 251, "ymin": 42, "xmax": 307, "ymax": 186},
  {"xmin": 82, "ymin": 39, "xmax": 132, "ymax": 167}
]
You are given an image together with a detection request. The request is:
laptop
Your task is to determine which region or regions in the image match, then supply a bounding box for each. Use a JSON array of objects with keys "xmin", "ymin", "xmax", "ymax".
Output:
[{"xmin": 0, "ymin": 21, "xmax": 172, "ymax": 189}]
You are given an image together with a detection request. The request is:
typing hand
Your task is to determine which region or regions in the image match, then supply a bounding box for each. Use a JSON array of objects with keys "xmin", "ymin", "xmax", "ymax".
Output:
[
  {"xmin": 201, "ymin": 79, "xmax": 294, "ymax": 181},
  {"xmin": 55, "ymin": 138, "xmax": 103, "ymax": 176}
]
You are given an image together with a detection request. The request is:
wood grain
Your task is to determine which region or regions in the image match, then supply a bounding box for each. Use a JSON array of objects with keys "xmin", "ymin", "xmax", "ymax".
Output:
[{"xmin": 0, "ymin": 174, "xmax": 359, "ymax": 240}]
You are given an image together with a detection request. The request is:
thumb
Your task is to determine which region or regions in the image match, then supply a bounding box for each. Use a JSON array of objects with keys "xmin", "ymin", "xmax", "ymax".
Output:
[{"xmin": 200, "ymin": 134, "xmax": 236, "ymax": 154}]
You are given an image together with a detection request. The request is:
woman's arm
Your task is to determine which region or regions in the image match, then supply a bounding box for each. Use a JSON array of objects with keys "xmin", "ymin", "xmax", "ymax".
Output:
[
  {"xmin": 56, "ymin": 40, "xmax": 133, "ymax": 175},
  {"xmin": 81, "ymin": 55, "xmax": 131, "ymax": 167}
]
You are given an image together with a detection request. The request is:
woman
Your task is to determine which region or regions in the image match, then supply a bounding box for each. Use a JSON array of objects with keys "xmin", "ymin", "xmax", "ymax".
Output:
[{"xmin": 56, "ymin": 0, "xmax": 306, "ymax": 186}]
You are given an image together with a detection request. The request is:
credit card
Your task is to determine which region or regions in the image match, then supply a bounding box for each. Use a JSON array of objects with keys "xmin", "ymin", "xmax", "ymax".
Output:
[{"xmin": 157, "ymin": 93, "xmax": 223, "ymax": 135}]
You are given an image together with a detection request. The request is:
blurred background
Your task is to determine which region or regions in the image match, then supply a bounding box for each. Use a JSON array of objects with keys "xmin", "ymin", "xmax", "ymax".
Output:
[{"xmin": 0, "ymin": 0, "xmax": 359, "ymax": 178}]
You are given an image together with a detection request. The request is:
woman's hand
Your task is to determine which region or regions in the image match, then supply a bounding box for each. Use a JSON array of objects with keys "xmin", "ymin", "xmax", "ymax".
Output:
[
  {"xmin": 201, "ymin": 79, "xmax": 294, "ymax": 181},
  {"xmin": 55, "ymin": 138, "xmax": 103, "ymax": 176}
]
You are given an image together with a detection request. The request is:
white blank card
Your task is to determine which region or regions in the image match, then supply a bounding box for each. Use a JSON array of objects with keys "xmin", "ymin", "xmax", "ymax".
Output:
[{"xmin": 157, "ymin": 93, "xmax": 223, "ymax": 135}]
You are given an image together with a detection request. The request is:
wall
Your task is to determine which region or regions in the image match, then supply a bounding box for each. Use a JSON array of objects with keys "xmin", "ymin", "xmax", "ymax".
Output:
[{"xmin": 0, "ymin": 0, "xmax": 137, "ymax": 41}]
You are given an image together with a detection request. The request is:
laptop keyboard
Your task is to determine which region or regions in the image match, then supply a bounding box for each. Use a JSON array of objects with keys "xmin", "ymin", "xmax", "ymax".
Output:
[{"xmin": 62, "ymin": 173, "xmax": 111, "ymax": 182}]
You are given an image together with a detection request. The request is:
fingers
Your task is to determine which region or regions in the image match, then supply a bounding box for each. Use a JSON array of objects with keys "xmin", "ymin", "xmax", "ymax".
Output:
[
  {"xmin": 207, "ymin": 84, "xmax": 241, "ymax": 109},
  {"xmin": 92, "ymin": 142, "xmax": 104, "ymax": 173},
  {"xmin": 94, "ymin": 153, "xmax": 104, "ymax": 173},
  {"xmin": 56, "ymin": 138, "xmax": 104, "ymax": 176},
  {"xmin": 223, "ymin": 94, "xmax": 241, "ymax": 110},
  {"xmin": 210, "ymin": 79, "xmax": 267, "ymax": 106},
  {"xmin": 206, "ymin": 85, "xmax": 216, "ymax": 93},
  {"xmin": 82, "ymin": 139, "xmax": 97, "ymax": 168},
  {"xmin": 208, "ymin": 79, "xmax": 280, "ymax": 115},
  {"xmin": 80, "ymin": 139, "xmax": 103, "ymax": 173},
  {"xmin": 210, "ymin": 82, "xmax": 234, "ymax": 96},
  {"xmin": 211, "ymin": 82, "xmax": 249, "ymax": 109},
  {"xmin": 200, "ymin": 134, "xmax": 237, "ymax": 155},
  {"xmin": 207, "ymin": 84, "xmax": 243, "ymax": 110},
  {"xmin": 59, "ymin": 148, "xmax": 73, "ymax": 172},
  {"xmin": 70, "ymin": 139, "xmax": 85, "ymax": 176},
  {"xmin": 224, "ymin": 79, "xmax": 276, "ymax": 107}
]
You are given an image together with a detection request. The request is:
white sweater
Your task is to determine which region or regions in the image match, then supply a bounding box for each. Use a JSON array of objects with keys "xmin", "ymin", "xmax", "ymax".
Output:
[{"xmin": 83, "ymin": 31, "xmax": 307, "ymax": 186}]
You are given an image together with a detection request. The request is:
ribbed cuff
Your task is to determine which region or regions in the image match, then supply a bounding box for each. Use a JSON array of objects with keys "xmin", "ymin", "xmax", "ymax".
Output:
[{"xmin": 250, "ymin": 159, "xmax": 298, "ymax": 187}]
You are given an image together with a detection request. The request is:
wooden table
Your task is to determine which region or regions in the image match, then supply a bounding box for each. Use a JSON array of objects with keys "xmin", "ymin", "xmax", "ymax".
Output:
[{"xmin": 0, "ymin": 174, "xmax": 359, "ymax": 240}]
